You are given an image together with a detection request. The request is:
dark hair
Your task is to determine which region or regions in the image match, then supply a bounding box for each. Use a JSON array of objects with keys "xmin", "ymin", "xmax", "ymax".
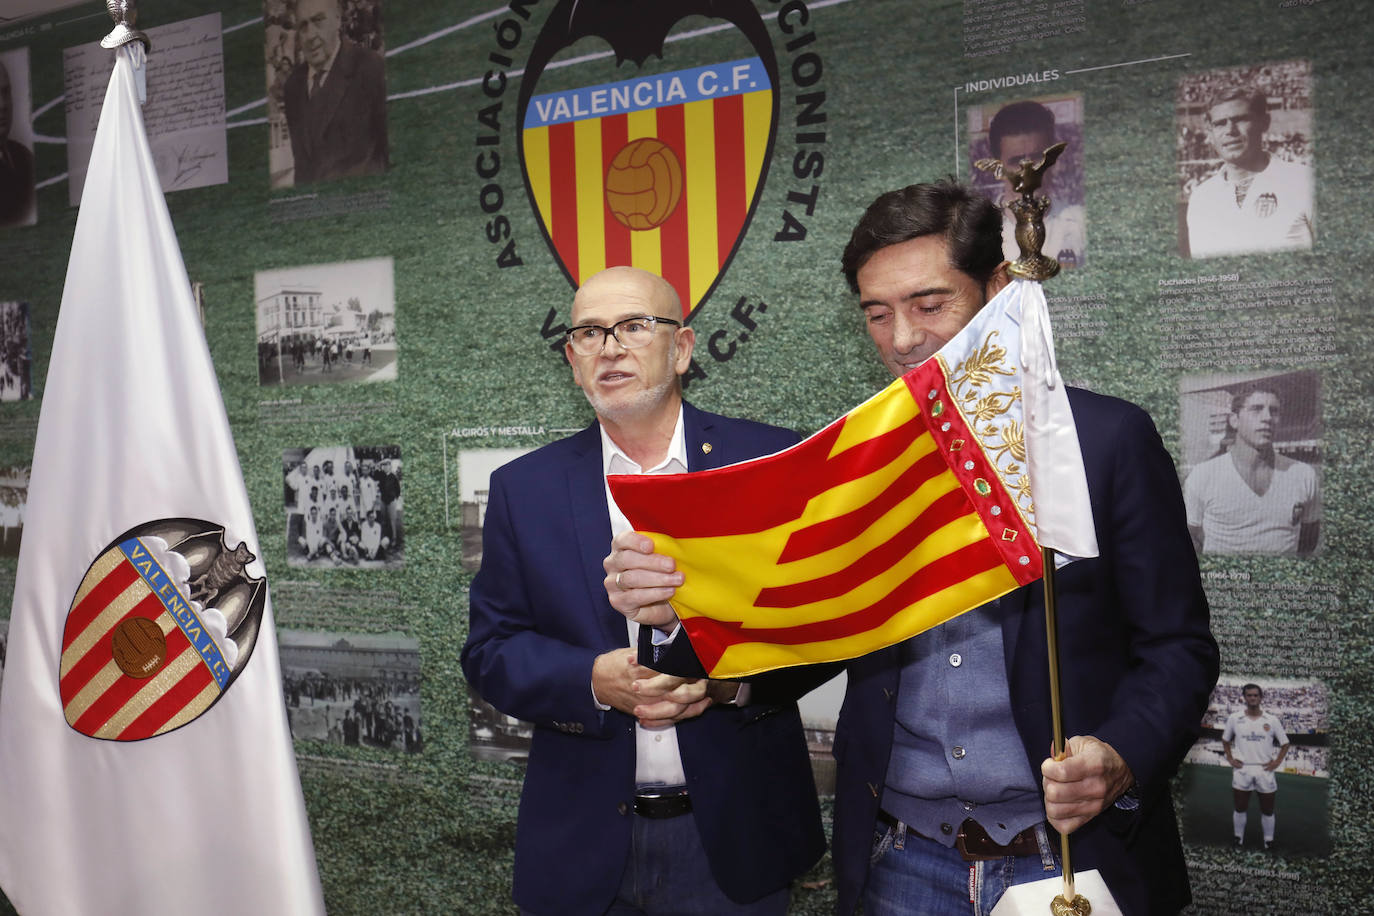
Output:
[
  {"xmin": 988, "ymin": 100, "xmax": 1057, "ymax": 161},
  {"xmin": 1229, "ymin": 386, "xmax": 1281, "ymax": 415},
  {"xmin": 1205, "ymin": 87, "xmax": 1270, "ymax": 129},
  {"xmin": 840, "ymin": 179, "xmax": 1003, "ymax": 293},
  {"xmin": 1242, "ymin": 683, "xmax": 1263, "ymax": 697}
]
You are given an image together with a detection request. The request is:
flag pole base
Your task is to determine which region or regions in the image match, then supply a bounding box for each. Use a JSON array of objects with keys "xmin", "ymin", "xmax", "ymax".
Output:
[{"xmin": 990, "ymin": 870, "xmax": 1120, "ymax": 916}]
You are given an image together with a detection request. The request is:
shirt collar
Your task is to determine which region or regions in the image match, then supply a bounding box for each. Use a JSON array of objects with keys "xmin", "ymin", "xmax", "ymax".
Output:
[
  {"xmin": 599, "ymin": 406, "xmax": 688, "ymax": 477},
  {"xmin": 308, "ymin": 42, "xmax": 342, "ymax": 87}
]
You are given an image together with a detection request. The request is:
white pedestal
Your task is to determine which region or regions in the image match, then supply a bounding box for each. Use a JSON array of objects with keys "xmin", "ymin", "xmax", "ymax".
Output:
[{"xmin": 990, "ymin": 869, "xmax": 1123, "ymax": 916}]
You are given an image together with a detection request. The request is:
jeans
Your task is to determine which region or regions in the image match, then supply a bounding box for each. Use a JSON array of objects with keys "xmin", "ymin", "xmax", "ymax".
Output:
[{"xmin": 865, "ymin": 820, "xmax": 1060, "ymax": 916}]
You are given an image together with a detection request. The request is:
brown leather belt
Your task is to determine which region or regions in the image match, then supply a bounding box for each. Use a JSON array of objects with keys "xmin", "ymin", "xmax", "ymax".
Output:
[
  {"xmin": 879, "ymin": 811, "xmax": 1042, "ymax": 862},
  {"xmin": 633, "ymin": 788, "xmax": 692, "ymax": 819}
]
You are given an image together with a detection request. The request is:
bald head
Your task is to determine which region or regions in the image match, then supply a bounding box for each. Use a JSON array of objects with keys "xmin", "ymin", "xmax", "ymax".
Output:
[{"xmin": 573, "ymin": 266, "xmax": 682, "ymax": 325}]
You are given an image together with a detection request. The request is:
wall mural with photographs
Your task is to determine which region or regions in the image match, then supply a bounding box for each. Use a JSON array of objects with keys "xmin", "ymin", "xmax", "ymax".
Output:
[{"xmin": 0, "ymin": 1, "xmax": 1369, "ymax": 913}]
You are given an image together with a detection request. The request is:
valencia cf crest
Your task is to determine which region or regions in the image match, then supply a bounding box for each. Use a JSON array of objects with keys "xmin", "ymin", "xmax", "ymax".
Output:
[
  {"xmin": 59, "ymin": 519, "xmax": 266, "ymax": 741},
  {"xmin": 517, "ymin": 0, "xmax": 780, "ymax": 320}
]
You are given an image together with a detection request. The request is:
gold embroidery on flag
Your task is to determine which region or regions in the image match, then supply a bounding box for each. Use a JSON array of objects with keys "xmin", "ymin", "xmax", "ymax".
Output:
[{"xmin": 944, "ymin": 329, "xmax": 1036, "ymax": 521}]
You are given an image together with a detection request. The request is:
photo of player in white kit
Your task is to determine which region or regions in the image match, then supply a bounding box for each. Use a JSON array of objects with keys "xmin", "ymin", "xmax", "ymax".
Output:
[{"xmin": 1222, "ymin": 683, "xmax": 1290, "ymax": 850}]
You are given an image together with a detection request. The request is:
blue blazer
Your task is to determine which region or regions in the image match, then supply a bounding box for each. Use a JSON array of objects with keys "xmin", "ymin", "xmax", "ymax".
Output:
[
  {"xmin": 462, "ymin": 402, "xmax": 824, "ymax": 915},
  {"xmin": 661, "ymin": 389, "xmax": 1218, "ymax": 915},
  {"xmin": 829, "ymin": 389, "xmax": 1218, "ymax": 915}
]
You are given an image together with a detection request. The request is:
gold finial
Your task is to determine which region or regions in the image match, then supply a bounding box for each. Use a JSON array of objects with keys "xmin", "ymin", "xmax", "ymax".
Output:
[
  {"xmin": 974, "ymin": 141, "xmax": 1068, "ymax": 282},
  {"xmin": 102, "ymin": 0, "xmax": 152, "ymax": 52}
]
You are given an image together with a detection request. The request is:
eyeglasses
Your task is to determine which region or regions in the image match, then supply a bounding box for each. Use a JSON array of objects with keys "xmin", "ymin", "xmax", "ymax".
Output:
[{"xmin": 564, "ymin": 315, "xmax": 682, "ymax": 356}]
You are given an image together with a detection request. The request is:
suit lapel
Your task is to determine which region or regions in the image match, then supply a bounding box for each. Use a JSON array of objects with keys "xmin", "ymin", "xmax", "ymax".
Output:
[
  {"xmin": 565, "ymin": 424, "xmax": 626, "ymax": 648},
  {"xmin": 309, "ymin": 43, "xmax": 355, "ymax": 148},
  {"xmin": 682, "ymin": 401, "xmax": 718, "ymax": 471}
]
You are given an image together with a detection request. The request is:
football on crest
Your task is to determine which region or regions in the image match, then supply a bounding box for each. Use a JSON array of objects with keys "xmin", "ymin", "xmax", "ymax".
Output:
[{"xmin": 605, "ymin": 137, "xmax": 684, "ymax": 230}]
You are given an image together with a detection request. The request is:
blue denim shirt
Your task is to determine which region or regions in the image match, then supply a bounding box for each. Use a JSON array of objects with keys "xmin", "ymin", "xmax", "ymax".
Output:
[{"xmin": 880, "ymin": 597, "xmax": 1045, "ymax": 847}]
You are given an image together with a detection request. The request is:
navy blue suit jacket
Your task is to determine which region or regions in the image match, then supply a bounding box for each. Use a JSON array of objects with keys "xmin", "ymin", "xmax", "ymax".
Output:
[
  {"xmin": 664, "ymin": 389, "xmax": 1217, "ymax": 915},
  {"xmin": 461, "ymin": 402, "xmax": 824, "ymax": 915}
]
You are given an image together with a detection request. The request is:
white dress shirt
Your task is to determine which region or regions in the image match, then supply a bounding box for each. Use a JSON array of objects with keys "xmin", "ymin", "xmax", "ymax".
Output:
[{"xmin": 594, "ymin": 408, "xmax": 689, "ymax": 788}]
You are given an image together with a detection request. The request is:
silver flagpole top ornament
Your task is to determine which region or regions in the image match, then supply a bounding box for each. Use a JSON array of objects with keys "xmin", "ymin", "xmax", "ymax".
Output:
[{"xmin": 101, "ymin": 0, "xmax": 151, "ymax": 51}]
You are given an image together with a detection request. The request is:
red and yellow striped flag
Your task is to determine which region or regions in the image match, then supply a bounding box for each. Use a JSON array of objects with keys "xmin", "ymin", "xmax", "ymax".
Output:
[{"xmin": 609, "ymin": 280, "xmax": 1095, "ymax": 677}]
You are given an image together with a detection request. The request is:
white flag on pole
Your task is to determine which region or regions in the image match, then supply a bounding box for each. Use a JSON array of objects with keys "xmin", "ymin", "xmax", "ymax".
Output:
[
  {"xmin": 1014, "ymin": 279, "xmax": 1099, "ymax": 559},
  {"xmin": 0, "ymin": 45, "xmax": 324, "ymax": 915}
]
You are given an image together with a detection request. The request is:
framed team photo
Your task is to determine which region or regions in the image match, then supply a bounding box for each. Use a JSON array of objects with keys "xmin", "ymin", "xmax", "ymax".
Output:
[{"xmin": 283, "ymin": 444, "xmax": 403, "ymax": 568}]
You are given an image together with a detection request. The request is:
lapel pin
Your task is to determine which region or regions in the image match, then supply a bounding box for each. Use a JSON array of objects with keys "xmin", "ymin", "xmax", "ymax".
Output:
[{"xmin": 702, "ymin": 442, "xmax": 713, "ymax": 455}]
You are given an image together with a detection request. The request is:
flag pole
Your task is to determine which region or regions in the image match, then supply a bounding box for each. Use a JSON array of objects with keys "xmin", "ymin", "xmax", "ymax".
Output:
[
  {"xmin": 975, "ymin": 144, "xmax": 1091, "ymax": 916},
  {"xmin": 1041, "ymin": 547, "xmax": 1080, "ymax": 912}
]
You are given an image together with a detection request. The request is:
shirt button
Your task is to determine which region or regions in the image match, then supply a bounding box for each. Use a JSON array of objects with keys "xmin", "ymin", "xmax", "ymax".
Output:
[
  {"xmin": 949, "ymin": 653, "xmax": 962, "ymax": 667},
  {"xmin": 952, "ymin": 746, "xmax": 966, "ymax": 760},
  {"xmin": 654, "ymin": 733, "xmax": 662, "ymax": 742},
  {"xmin": 940, "ymin": 823, "xmax": 953, "ymax": 835}
]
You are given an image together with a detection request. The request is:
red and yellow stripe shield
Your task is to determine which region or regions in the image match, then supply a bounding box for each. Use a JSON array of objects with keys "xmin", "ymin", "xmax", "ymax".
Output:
[
  {"xmin": 609, "ymin": 366, "xmax": 1045, "ymax": 678},
  {"xmin": 59, "ymin": 537, "xmax": 232, "ymax": 740},
  {"xmin": 522, "ymin": 58, "xmax": 773, "ymax": 317}
]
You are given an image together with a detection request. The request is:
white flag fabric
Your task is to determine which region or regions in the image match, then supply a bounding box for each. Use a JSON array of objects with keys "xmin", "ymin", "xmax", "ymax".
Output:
[
  {"xmin": 0, "ymin": 46, "xmax": 324, "ymax": 915},
  {"xmin": 1012, "ymin": 279, "xmax": 1099, "ymax": 559}
]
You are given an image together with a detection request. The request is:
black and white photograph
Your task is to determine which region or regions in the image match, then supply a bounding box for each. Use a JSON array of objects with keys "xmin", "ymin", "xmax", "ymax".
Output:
[
  {"xmin": 1177, "ymin": 61, "xmax": 1314, "ymax": 258},
  {"xmin": 1179, "ymin": 370, "xmax": 1322, "ymax": 557},
  {"xmin": 454, "ymin": 447, "xmax": 534, "ymax": 570},
  {"xmin": 467, "ymin": 684, "xmax": 531, "ymax": 764},
  {"xmin": 284, "ymin": 444, "xmax": 403, "ymax": 568},
  {"xmin": 1180, "ymin": 677, "xmax": 1329, "ymax": 857},
  {"xmin": 0, "ymin": 465, "xmax": 28, "ymax": 558},
  {"xmin": 968, "ymin": 92, "xmax": 1086, "ymax": 268},
  {"xmin": 265, "ymin": 0, "xmax": 389, "ymax": 188},
  {"xmin": 279, "ymin": 629, "xmax": 423, "ymax": 754},
  {"xmin": 0, "ymin": 302, "xmax": 32, "ymax": 401},
  {"xmin": 255, "ymin": 256, "xmax": 397, "ymax": 386},
  {"xmin": 0, "ymin": 48, "xmax": 37, "ymax": 230}
]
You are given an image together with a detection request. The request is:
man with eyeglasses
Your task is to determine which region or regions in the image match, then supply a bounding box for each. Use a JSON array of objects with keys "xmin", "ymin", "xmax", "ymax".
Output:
[{"xmin": 462, "ymin": 266, "xmax": 824, "ymax": 916}]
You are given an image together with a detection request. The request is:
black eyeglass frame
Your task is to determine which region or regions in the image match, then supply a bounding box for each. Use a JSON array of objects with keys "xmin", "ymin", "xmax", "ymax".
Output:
[{"xmin": 563, "ymin": 315, "xmax": 683, "ymax": 354}]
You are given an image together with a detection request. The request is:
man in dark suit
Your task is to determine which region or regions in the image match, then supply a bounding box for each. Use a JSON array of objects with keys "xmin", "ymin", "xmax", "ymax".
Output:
[
  {"xmin": 461, "ymin": 267, "xmax": 824, "ymax": 915},
  {"xmin": 0, "ymin": 56, "xmax": 36, "ymax": 228},
  {"xmin": 283, "ymin": 0, "xmax": 388, "ymax": 185},
  {"xmin": 606, "ymin": 182, "xmax": 1218, "ymax": 915}
]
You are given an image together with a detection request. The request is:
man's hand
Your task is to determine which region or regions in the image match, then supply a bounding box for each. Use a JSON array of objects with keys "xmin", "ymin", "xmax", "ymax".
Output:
[
  {"xmin": 631, "ymin": 670, "xmax": 713, "ymax": 728},
  {"xmin": 604, "ymin": 530, "xmax": 683, "ymax": 630},
  {"xmin": 1040, "ymin": 735, "xmax": 1135, "ymax": 835},
  {"xmin": 591, "ymin": 648, "xmax": 711, "ymax": 728}
]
